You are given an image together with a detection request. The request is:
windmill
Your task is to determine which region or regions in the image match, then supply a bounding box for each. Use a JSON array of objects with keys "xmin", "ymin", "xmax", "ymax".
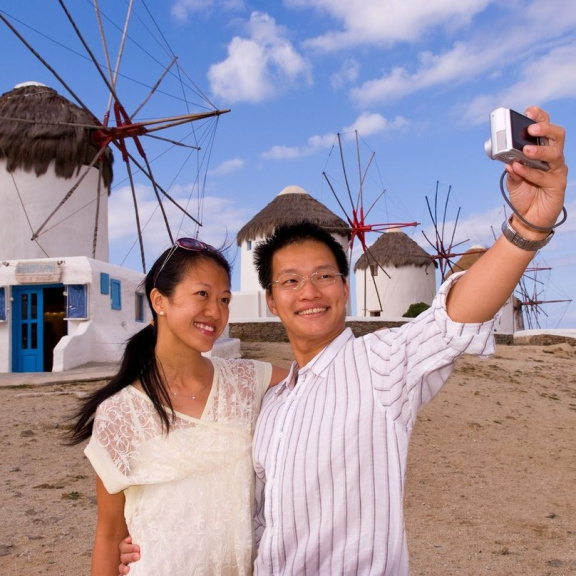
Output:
[
  {"xmin": 321, "ymin": 131, "xmax": 428, "ymax": 317},
  {"xmin": 423, "ymin": 181, "xmax": 572, "ymax": 330},
  {"xmin": 0, "ymin": 1, "xmax": 229, "ymax": 272},
  {"xmin": 0, "ymin": 2, "xmax": 237, "ymax": 373},
  {"xmin": 515, "ymin": 261, "xmax": 572, "ymax": 329}
]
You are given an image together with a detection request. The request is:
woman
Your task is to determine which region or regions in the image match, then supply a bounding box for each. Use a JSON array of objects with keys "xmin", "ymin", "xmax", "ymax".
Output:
[{"xmin": 69, "ymin": 238, "xmax": 287, "ymax": 575}]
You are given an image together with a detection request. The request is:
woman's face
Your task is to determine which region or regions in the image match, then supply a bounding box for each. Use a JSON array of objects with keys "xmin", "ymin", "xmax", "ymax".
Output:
[{"xmin": 153, "ymin": 258, "xmax": 231, "ymax": 354}]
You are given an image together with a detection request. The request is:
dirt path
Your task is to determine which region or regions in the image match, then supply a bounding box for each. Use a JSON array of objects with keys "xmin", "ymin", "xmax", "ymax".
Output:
[{"xmin": 1, "ymin": 342, "xmax": 575, "ymax": 575}]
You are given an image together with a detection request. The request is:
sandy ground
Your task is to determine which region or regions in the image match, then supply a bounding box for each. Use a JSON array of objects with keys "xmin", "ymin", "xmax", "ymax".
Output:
[{"xmin": 1, "ymin": 341, "xmax": 575, "ymax": 575}]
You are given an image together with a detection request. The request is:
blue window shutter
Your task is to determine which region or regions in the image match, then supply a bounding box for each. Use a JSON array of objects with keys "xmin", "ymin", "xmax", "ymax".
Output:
[
  {"xmin": 66, "ymin": 285, "xmax": 88, "ymax": 319},
  {"xmin": 111, "ymin": 279, "xmax": 122, "ymax": 310},
  {"xmin": 100, "ymin": 272, "xmax": 110, "ymax": 294},
  {"xmin": 0, "ymin": 287, "xmax": 6, "ymax": 322}
]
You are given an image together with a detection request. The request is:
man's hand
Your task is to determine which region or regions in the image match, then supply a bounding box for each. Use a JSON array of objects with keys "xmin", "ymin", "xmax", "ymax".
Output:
[
  {"xmin": 505, "ymin": 106, "xmax": 568, "ymax": 237},
  {"xmin": 118, "ymin": 536, "xmax": 140, "ymax": 575},
  {"xmin": 446, "ymin": 106, "xmax": 568, "ymax": 324}
]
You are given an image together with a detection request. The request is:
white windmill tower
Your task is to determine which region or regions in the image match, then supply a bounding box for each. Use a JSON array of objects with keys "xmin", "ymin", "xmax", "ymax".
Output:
[
  {"xmin": 354, "ymin": 229, "xmax": 436, "ymax": 318},
  {"xmin": 0, "ymin": 83, "xmax": 146, "ymax": 373},
  {"xmin": 0, "ymin": 82, "xmax": 112, "ymax": 261}
]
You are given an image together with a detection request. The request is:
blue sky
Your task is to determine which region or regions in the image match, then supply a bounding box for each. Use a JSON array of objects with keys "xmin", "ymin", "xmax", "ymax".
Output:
[{"xmin": 1, "ymin": 0, "xmax": 575, "ymax": 328}]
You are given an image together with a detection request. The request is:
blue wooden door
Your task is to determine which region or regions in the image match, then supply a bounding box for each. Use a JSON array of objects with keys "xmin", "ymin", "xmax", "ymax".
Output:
[{"xmin": 12, "ymin": 286, "xmax": 44, "ymax": 372}]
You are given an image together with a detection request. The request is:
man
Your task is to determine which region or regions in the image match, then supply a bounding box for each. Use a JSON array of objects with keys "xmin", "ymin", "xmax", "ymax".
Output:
[
  {"xmin": 249, "ymin": 106, "xmax": 567, "ymax": 575},
  {"xmin": 119, "ymin": 106, "xmax": 567, "ymax": 574}
]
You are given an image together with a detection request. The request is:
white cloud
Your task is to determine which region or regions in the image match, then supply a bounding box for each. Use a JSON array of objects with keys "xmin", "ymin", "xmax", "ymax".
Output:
[
  {"xmin": 171, "ymin": 0, "xmax": 244, "ymax": 22},
  {"xmin": 208, "ymin": 12, "xmax": 311, "ymax": 103},
  {"xmin": 210, "ymin": 158, "xmax": 245, "ymax": 175},
  {"xmin": 462, "ymin": 44, "xmax": 576, "ymax": 124},
  {"xmin": 108, "ymin": 183, "xmax": 251, "ymax": 268},
  {"xmin": 350, "ymin": 38, "xmax": 506, "ymax": 107},
  {"xmin": 348, "ymin": 0, "xmax": 576, "ymax": 108},
  {"xmin": 343, "ymin": 112, "xmax": 407, "ymax": 136},
  {"xmin": 261, "ymin": 112, "xmax": 406, "ymax": 160},
  {"xmin": 260, "ymin": 132, "xmax": 336, "ymax": 160},
  {"xmin": 331, "ymin": 59, "xmax": 360, "ymax": 90},
  {"xmin": 286, "ymin": 0, "xmax": 493, "ymax": 50}
]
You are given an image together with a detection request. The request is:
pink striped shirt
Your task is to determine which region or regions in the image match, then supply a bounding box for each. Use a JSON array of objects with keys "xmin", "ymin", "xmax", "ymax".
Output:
[{"xmin": 253, "ymin": 274, "xmax": 496, "ymax": 575}]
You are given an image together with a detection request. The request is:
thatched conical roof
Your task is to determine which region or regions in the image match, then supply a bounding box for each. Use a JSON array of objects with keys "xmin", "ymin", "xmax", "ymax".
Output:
[
  {"xmin": 354, "ymin": 229, "xmax": 432, "ymax": 271},
  {"xmin": 236, "ymin": 185, "xmax": 351, "ymax": 245},
  {"xmin": 0, "ymin": 82, "xmax": 113, "ymax": 188},
  {"xmin": 445, "ymin": 245, "xmax": 487, "ymax": 277}
]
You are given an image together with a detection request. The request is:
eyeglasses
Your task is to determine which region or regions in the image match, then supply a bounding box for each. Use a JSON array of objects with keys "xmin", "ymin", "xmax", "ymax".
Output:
[
  {"xmin": 270, "ymin": 270, "xmax": 344, "ymax": 291},
  {"xmin": 153, "ymin": 237, "xmax": 216, "ymax": 287}
]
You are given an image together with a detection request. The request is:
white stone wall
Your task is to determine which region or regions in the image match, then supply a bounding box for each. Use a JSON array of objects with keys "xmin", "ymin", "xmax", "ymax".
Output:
[
  {"xmin": 355, "ymin": 263, "xmax": 436, "ymax": 317},
  {"xmin": 239, "ymin": 236, "xmax": 263, "ymax": 292},
  {"xmin": 0, "ymin": 257, "xmax": 146, "ymax": 372},
  {"xmin": 0, "ymin": 160, "xmax": 109, "ymax": 262}
]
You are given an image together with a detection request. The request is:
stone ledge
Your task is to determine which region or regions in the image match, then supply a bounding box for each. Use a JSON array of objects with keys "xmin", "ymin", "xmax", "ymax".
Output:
[
  {"xmin": 230, "ymin": 319, "xmax": 409, "ymax": 342},
  {"xmin": 229, "ymin": 322, "xmax": 569, "ymax": 347}
]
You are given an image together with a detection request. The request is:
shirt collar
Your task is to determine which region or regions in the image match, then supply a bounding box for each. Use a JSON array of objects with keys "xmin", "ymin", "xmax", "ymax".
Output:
[{"xmin": 274, "ymin": 327, "xmax": 355, "ymax": 395}]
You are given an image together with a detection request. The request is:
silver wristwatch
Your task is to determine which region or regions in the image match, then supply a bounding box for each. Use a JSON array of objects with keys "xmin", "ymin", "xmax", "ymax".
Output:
[{"xmin": 501, "ymin": 217, "xmax": 554, "ymax": 251}]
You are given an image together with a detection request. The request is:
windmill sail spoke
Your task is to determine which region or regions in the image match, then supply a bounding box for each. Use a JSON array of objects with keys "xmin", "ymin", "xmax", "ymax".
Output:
[
  {"xmin": 116, "ymin": 144, "xmax": 203, "ymax": 227},
  {"xmin": 363, "ymin": 186, "xmax": 386, "ymax": 220},
  {"xmin": 31, "ymin": 145, "xmax": 109, "ymax": 240},
  {"xmin": 57, "ymin": 0, "xmax": 123, "ymax": 107},
  {"xmin": 131, "ymin": 56, "xmax": 178, "ymax": 120},
  {"xmin": 94, "ymin": 0, "xmax": 116, "ymax": 102},
  {"xmin": 124, "ymin": 159, "xmax": 146, "ymax": 271},
  {"xmin": 143, "ymin": 132, "xmax": 200, "ymax": 150},
  {"xmin": 139, "ymin": 152, "xmax": 174, "ymax": 244},
  {"xmin": 0, "ymin": 11, "xmax": 93, "ymax": 115},
  {"xmin": 92, "ymin": 169, "xmax": 103, "ymax": 258},
  {"xmin": 323, "ymin": 171, "xmax": 350, "ymax": 221}
]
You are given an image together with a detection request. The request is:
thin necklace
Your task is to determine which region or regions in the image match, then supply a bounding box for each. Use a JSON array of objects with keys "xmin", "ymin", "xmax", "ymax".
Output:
[{"xmin": 168, "ymin": 380, "xmax": 212, "ymax": 401}]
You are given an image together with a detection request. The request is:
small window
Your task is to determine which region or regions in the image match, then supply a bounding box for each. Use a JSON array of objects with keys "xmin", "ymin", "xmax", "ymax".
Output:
[
  {"xmin": 111, "ymin": 279, "xmax": 122, "ymax": 310},
  {"xmin": 247, "ymin": 240, "xmax": 252, "ymax": 251},
  {"xmin": 100, "ymin": 272, "xmax": 110, "ymax": 294},
  {"xmin": 0, "ymin": 287, "xmax": 6, "ymax": 322},
  {"xmin": 135, "ymin": 292, "xmax": 145, "ymax": 322},
  {"xmin": 370, "ymin": 264, "xmax": 379, "ymax": 277},
  {"xmin": 66, "ymin": 285, "xmax": 88, "ymax": 319}
]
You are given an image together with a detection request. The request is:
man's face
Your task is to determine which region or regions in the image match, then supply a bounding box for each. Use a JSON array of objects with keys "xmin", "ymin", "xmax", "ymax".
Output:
[{"xmin": 266, "ymin": 240, "xmax": 349, "ymax": 364}]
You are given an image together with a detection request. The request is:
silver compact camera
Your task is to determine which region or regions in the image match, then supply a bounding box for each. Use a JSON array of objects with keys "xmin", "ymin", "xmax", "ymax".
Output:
[{"xmin": 484, "ymin": 107, "xmax": 549, "ymax": 171}]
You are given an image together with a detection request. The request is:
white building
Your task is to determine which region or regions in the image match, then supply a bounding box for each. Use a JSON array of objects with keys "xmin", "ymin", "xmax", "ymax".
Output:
[
  {"xmin": 354, "ymin": 229, "xmax": 436, "ymax": 317},
  {"xmin": 0, "ymin": 83, "xmax": 150, "ymax": 372},
  {"xmin": 0, "ymin": 257, "xmax": 148, "ymax": 372},
  {"xmin": 0, "ymin": 82, "xmax": 237, "ymax": 372}
]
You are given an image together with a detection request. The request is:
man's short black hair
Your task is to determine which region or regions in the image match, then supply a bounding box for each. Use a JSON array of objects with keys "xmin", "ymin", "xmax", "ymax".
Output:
[{"xmin": 253, "ymin": 221, "xmax": 349, "ymax": 291}]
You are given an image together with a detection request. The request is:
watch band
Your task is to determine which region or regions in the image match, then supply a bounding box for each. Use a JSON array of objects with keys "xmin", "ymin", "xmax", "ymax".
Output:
[{"xmin": 501, "ymin": 217, "xmax": 554, "ymax": 251}]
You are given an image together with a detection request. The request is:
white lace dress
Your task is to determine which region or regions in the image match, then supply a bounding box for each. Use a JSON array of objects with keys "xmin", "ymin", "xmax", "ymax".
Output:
[{"xmin": 84, "ymin": 357, "xmax": 272, "ymax": 576}]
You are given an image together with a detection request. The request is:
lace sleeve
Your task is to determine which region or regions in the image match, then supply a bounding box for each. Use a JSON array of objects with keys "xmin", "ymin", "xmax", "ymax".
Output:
[{"xmin": 84, "ymin": 387, "xmax": 152, "ymax": 493}]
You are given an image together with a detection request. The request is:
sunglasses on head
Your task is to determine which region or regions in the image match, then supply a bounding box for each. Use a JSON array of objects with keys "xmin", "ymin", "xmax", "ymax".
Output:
[{"xmin": 153, "ymin": 237, "xmax": 216, "ymax": 287}]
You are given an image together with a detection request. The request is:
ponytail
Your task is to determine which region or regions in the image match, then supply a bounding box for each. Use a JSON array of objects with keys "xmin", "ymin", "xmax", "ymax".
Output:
[{"xmin": 67, "ymin": 323, "xmax": 174, "ymax": 444}]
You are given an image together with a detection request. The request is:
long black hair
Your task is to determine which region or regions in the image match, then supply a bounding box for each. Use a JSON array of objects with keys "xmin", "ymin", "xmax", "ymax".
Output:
[{"xmin": 67, "ymin": 242, "xmax": 231, "ymax": 445}]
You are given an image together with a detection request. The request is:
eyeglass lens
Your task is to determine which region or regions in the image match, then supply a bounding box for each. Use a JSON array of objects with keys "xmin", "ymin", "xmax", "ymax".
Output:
[{"xmin": 274, "ymin": 270, "xmax": 342, "ymax": 290}]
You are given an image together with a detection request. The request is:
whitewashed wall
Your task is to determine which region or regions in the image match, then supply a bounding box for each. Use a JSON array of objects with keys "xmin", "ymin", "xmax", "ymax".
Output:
[
  {"xmin": 355, "ymin": 263, "xmax": 436, "ymax": 318},
  {"xmin": 0, "ymin": 257, "xmax": 146, "ymax": 372},
  {"xmin": 0, "ymin": 160, "xmax": 109, "ymax": 262}
]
